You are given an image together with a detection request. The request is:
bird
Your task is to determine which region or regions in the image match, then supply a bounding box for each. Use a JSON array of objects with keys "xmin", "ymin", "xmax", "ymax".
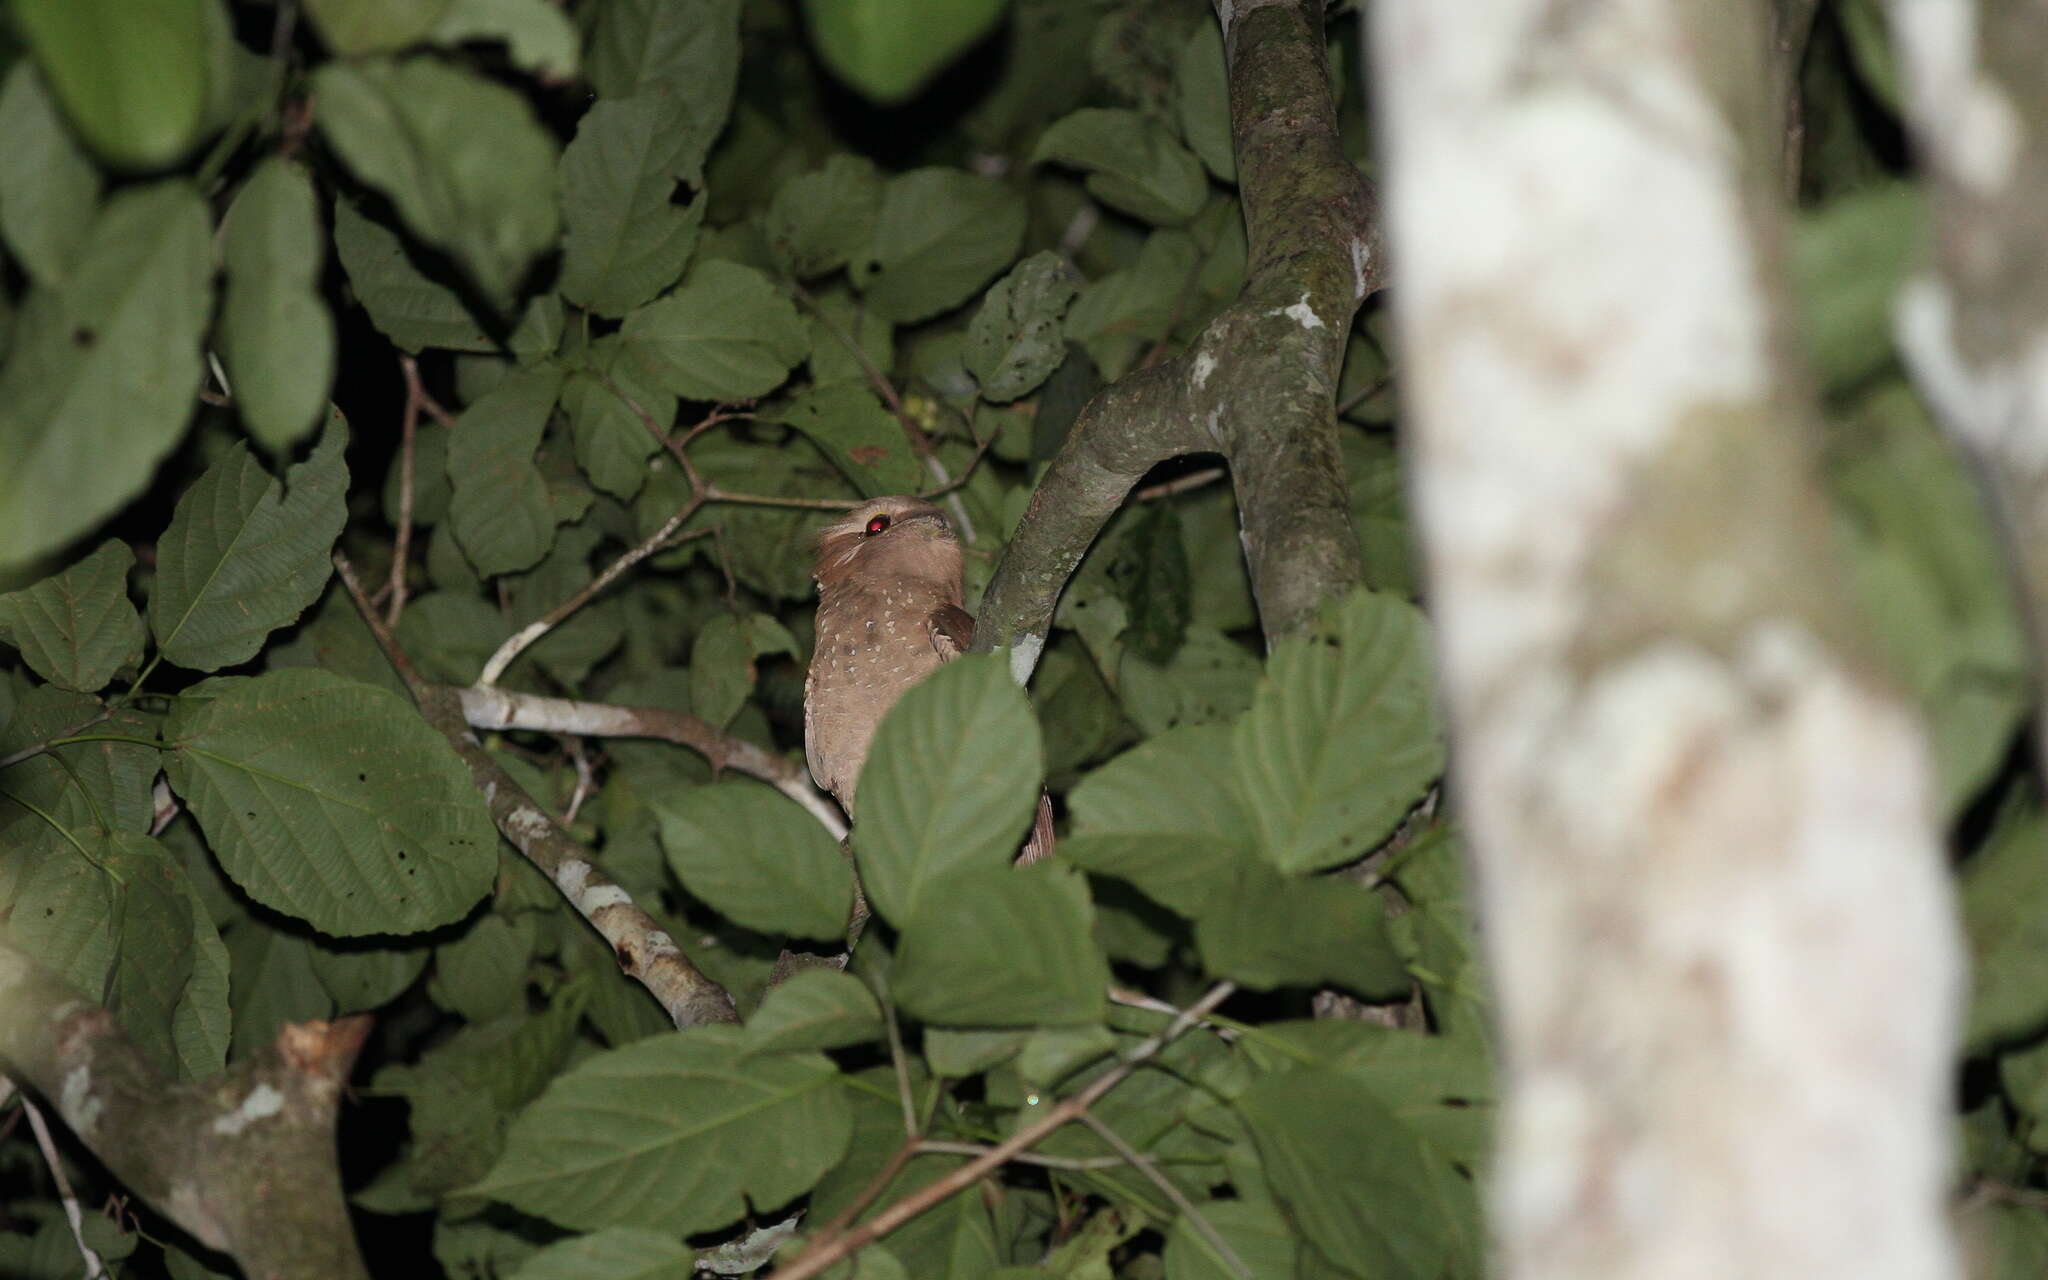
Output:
[{"xmin": 805, "ymin": 495, "xmax": 1051, "ymax": 862}]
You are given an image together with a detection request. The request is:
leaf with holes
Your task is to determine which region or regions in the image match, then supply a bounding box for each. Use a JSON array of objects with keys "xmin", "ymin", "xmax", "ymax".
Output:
[
  {"xmin": 163, "ymin": 668, "xmax": 497, "ymax": 936},
  {"xmin": 852, "ymin": 168, "xmax": 1026, "ymax": 325},
  {"xmin": 966, "ymin": 251, "xmax": 1080, "ymax": 403},
  {"xmin": 0, "ymin": 183, "xmax": 211, "ymax": 572},
  {"xmin": 559, "ymin": 91, "xmax": 710, "ymax": 317},
  {"xmin": 150, "ymin": 414, "xmax": 348, "ymax": 672}
]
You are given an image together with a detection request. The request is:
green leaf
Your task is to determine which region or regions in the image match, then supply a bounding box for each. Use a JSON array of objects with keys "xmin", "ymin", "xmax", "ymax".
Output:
[
  {"xmin": 508, "ymin": 1228, "xmax": 692, "ymax": 1280},
  {"xmin": 0, "ymin": 686, "xmax": 159, "ymax": 836},
  {"xmin": 429, "ymin": 915, "xmax": 530, "ymax": 1022},
  {"xmin": 561, "ymin": 337, "xmax": 672, "ymax": 500},
  {"xmin": 1175, "ymin": 23, "xmax": 1235, "ymax": 185},
  {"xmin": 0, "ymin": 183, "xmax": 211, "ymax": 572},
  {"xmin": 1236, "ymin": 1068, "xmax": 1481, "ymax": 1277},
  {"xmin": 966, "ymin": 251, "xmax": 1081, "ymax": 404},
  {"xmin": 219, "ymin": 159, "xmax": 335, "ymax": 453},
  {"xmin": 1110, "ymin": 503, "xmax": 1190, "ymax": 665},
  {"xmin": 1792, "ymin": 184, "xmax": 1921, "ymax": 393},
  {"xmin": 223, "ymin": 916, "xmax": 335, "ymax": 1057},
  {"xmin": 170, "ymin": 881, "xmax": 231, "ymax": 1080},
  {"xmin": 805, "ymin": 284, "xmax": 895, "ymax": 387},
  {"xmin": 1194, "ymin": 862, "xmax": 1406, "ymax": 996},
  {"xmin": 1165, "ymin": 1199, "xmax": 1298, "ymax": 1280},
  {"xmin": 447, "ymin": 368, "xmax": 565, "ymax": 577},
  {"xmin": 1063, "ymin": 724, "xmax": 1253, "ymax": 916},
  {"xmin": 310, "ymin": 934, "xmax": 431, "ymax": 1013},
  {"xmin": 473, "ymin": 1026, "xmax": 853, "ymax": 1232},
  {"xmin": 619, "ymin": 260, "xmax": 808, "ymax": 401},
  {"xmin": 149, "ymin": 418, "xmax": 349, "ymax": 672},
  {"xmin": 588, "ymin": 0, "xmax": 741, "ymax": 131},
  {"xmin": 314, "ymin": 57, "xmax": 560, "ymax": 305},
  {"xmin": 854, "ymin": 168, "xmax": 1027, "ymax": 324},
  {"xmin": 12, "ymin": 841, "xmax": 119, "ymax": 1001},
  {"xmin": 331, "ymin": 197, "xmax": 494, "ymax": 354},
  {"xmin": 894, "ymin": 864, "xmax": 1107, "ymax": 1027},
  {"xmin": 0, "ymin": 63, "xmax": 101, "ymax": 284},
  {"xmin": 304, "ymin": 0, "xmax": 449, "ymax": 54},
  {"xmin": 1065, "ymin": 228, "xmax": 1199, "ymax": 380},
  {"xmin": 0, "ymin": 540, "xmax": 143, "ymax": 693},
  {"xmin": 1963, "ymin": 807, "xmax": 2048, "ymax": 1051},
  {"xmin": 686, "ymin": 612, "xmax": 797, "ymax": 730},
  {"xmin": 656, "ymin": 778, "xmax": 853, "ymax": 941},
  {"xmin": 12, "ymin": 0, "xmax": 211, "ymax": 169},
  {"xmin": 432, "ymin": 0, "xmax": 579, "ymax": 76},
  {"xmin": 775, "ymin": 384, "xmax": 926, "ymax": 497},
  {"xmin": 163, "ymin": 668, "xmax": 498, "ymax": 936},
  {"xmin": 1116, "ymin": 626, "xmax": 1261, "ymax": 737},
  {"xmin": 1033, "ymin": 108, "xmax": 1209, "ymax": 227},
  {"xmin": 853, "ymin": 655, "xmax": 1043, "ymax": 922},
  {"xmin": 744, "ymin": 968, "xmax": 884, "ymax": 1054},
  {"xmin": 801, "ymin": 0, "xmax": 1008, "ymax": 105},
  {"xmin": 765, "ymin": 154, "xmax": 883, "ymax": 279},
  {"xmin": 559, "ymin": 92, "xmax": 710, "ymax": 317},
  {"xmin": 103, "ymin": 835, "xmax": 199, "ymax": 1074},
  {"xmin": 1235, "ymin": 589, "xmax": 1444, "ymax": 873},
  {"xmin": 1244, "ymin": 1019, "xmax": 1494, "ymax": 1165}
]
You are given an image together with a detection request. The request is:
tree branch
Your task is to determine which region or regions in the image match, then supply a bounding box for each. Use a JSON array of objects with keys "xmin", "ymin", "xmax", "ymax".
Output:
[
  {"xmin": 1374, "ymin": 1, "xmax": 1961, "ymax": 1276},
  {"xmin": 974, "ymin": 0, "xmax": 1379, "ymax": 673},
  {"xmin": 0, "ymin": 942, "xmax": 371, "ymax": 1279},
  {"xmin": 334, "ymin": 554, "xmax": 740, "ymax": 1028}
]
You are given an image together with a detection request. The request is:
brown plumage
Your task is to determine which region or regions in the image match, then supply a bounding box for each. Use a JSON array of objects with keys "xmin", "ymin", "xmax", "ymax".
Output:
[{"xmin": 805, "ymin": 496, "xmax": 1052, "ymax": 861}]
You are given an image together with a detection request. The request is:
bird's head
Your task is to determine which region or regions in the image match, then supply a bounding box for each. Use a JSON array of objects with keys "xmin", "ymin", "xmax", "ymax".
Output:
[{"xmin": 813, "ymin": 496, "xmax": 962, "ymax": 590}]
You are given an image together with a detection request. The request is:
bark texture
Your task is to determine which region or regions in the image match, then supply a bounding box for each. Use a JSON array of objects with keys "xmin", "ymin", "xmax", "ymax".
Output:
[
  {"xmin": 975, "ymin": 0, "xmax": 1379, "ymax": 668},
  {"xmin": 0, "ymin": 941, "xmax": 370, "ymax": 1279},
  {"xmin": 1888, "ymin": 0, "xmax": 2048, "ymax": 776},
  {"xmin": 1372, "ymin": 2, "xmax": 1963, "ymax": 1277}
]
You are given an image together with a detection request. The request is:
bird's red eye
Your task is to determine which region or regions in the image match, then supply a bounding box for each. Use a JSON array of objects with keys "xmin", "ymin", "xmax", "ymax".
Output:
[{"xmin": 865, "ymin": 514, "xmax": 890, "ymax": 535}]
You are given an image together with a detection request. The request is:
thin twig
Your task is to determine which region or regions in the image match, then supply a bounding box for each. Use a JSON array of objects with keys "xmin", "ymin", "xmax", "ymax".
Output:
[
  {"xmin": 1335, "ymin": 371, "xmax": 1393, "ymax": 419},
  {"xmin": 913, "ymin": 1141, "xmax": 1128, "ymax": 1171},
  {"xmin": 5, "ymin": 1083, "xmax": 106, "ymax": 1278},
  {"xmin": 791, "ymin": 284, "xmax": 934, "ymax": 456},
  {"xmin": 476, "ymin": 496, "xmax": 708, "ymax": 686},
  {"xmin": 335, "ymin": 553, "xmax": 739, "ymax": 1026},
  {"xmin": 387, "ymin": 354, "xmax": 427, "ymax": 627},
  {"xmin": 773, "ymin": 981, "xmax": 1238, "ymax": 1280},
  {"xmin": 1078, "ymin": 1111, "xmax": 1251, "ymax": 1279},
  {"xmin": 1133, "ymin": 466, "xmax": 1227, "ymax": 502},
  {"xmin": 597, "ymin": 370, "xmax": 859, "ymax": 512},
  {"xmin": 882, "ymin": 1003, "xmax": 918, "ymax": 1138},
  {"xmin": 563, "ymin": 738, "xmax": 596, "ymax": 827}
]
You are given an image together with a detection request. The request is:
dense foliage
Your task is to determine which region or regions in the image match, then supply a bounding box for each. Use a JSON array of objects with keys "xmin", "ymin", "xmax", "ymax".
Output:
[{"xmin": 0, "ymin": 0, "xmax": 2037, "ymax": 1276}]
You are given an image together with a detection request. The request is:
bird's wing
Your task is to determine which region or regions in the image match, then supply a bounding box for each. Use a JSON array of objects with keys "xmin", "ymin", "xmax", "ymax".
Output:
[{"xmin": 928, "ymin": 603, "xmax": 974, "ymax": 661}]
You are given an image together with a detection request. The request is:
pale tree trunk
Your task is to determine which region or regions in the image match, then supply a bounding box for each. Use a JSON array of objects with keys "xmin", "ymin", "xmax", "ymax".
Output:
[
  {"xmin": 1371, "ymin": 3, "xmax": 1964, "ymax": 1278},
  {"xmin": 1888, "ymin": 0, "xmax": 2048, "ymax": 776}
]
